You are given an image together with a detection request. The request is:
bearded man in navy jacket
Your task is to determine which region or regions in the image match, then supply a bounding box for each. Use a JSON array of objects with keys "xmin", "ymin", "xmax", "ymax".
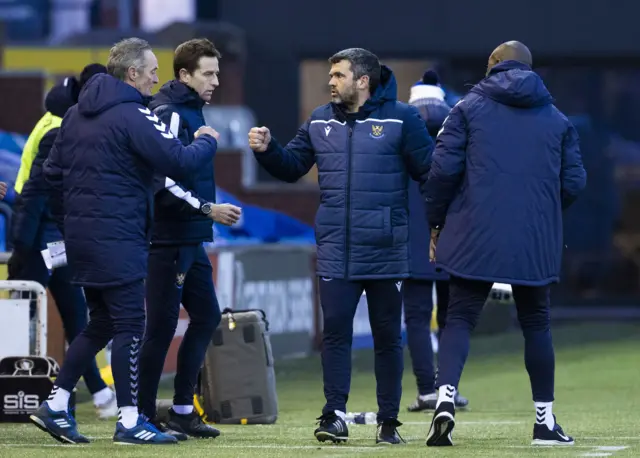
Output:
[
  {"xmin": 249, "ymin": 48, "xmax": 433, "ymax": 445},
  {"xmin": 425, "ymin": 41, "xmax": 586, "ymax": 448}
]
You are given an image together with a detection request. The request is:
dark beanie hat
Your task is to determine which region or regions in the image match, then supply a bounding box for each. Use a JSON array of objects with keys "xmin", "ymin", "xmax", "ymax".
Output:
[
  {"xmin": 421, "ymin": 69, "xmax": 440, "ymax": 86},
  {"xmin": 79, "ymin": 63, "xmax": 107, "ymax": 90}
]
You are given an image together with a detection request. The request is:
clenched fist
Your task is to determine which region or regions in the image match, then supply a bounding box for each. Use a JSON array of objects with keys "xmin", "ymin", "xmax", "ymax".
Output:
[
  {"xmin": 248, "ymin": 127, "xmax": 271, "ymax": 153},
  {"xmin": 195, "ymin": 126, "xmax": 220, "ymax": 141},
  {"xmin": 0, "ymin": 181, "xmax": 7, "ymax": 200},
  {"xmin": 211, "ymin": 203, "xmax": 242, "ymax": 226}
]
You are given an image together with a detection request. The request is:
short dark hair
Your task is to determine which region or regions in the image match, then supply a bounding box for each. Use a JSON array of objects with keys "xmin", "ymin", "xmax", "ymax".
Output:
[
  {"xmin": 79, "ymin": 63, "xmax": 107, "ymax": 89},
  {"xmin": 329, "ymin": 48, "xmax": 381, "ymax": 91},
  {"xmin": 173, "ymin": 38, "xmax": 221, "ymax": 79}
]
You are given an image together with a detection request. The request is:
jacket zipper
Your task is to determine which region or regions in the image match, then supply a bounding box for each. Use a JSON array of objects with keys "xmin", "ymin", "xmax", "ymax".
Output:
[{"xmin": 344, "ymin": 125, "xmax": 353, "ymax": 279}]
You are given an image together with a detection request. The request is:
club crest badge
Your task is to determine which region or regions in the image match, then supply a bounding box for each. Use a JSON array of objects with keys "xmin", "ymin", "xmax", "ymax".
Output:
[{"xmin": 370, "ymin": 124, "xmax": 385, "ymax": 139}]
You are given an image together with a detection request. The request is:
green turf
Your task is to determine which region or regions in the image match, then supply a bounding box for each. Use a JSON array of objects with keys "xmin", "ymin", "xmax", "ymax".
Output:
[{"xmin": 1, "ymin": 323, "xmax": 639, "ymax": 457}]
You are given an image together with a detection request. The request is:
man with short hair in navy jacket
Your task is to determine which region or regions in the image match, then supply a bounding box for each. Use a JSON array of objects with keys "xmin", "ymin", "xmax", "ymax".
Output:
[
  {"xmin": 138, "ymin": 38, "xmax": 240, "ymax": 441},
  {"xmin": 249, "ymin": 48, "xmax": 434, "ymax": 445},
  {"xmin": 425, "ymin": 41, "xmax": 586, "ymax": 448},
  {"xmin": 31, "ymin": 37, "xmax": 219, "ymax": 446},
  {"xmin": 8, "ymin": 64, "xmax": 121, "ymax": 419}
]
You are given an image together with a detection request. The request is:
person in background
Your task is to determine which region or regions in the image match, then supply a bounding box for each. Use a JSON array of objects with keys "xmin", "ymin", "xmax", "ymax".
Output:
[
  {"xmin": 404, "ymin": 70, "xmax": 469, "ymax": 413},
  {"xmin": 8, "ymin": 64, "xmax": 118, "ymax": 419},
  {"xmin": 425, "ymin": 41, "xmax": 586, "ymax": 447},
  {"xmin": 138, "ymin": 38, "xmax": 241, "ymax": 441},
  {"xmin": 29, "ymin": 37, "xmax": 219, "ymax": 446},
  {"xmin": 249, "ymin": 48, "xmax": 433, "ymax": 445}
]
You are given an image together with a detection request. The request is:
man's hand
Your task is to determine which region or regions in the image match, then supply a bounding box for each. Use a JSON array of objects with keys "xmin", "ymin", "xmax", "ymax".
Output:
[
  {"xmin": 0, "ymin": 181, "xmax": 6, "ymax": 200},
  {"xmin": 248, "ymin": 127, "xmax": 272, "ymax": 153},
  {"xmin": 429, "ymin": 228, "xmax": 441, "ymax": 262},
  {"xmin": 210, "ymin": 203, "xmax": 242, "ymax": 226},
  {"xmin": 195, "ymin": 126, "xmax": 220, "ymax": 141}
]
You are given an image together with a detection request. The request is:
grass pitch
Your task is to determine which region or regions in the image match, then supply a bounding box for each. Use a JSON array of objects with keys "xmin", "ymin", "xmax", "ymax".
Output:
[{"xmin": 0, "ymin": 323, "xmax": 638, "ymax": 457}]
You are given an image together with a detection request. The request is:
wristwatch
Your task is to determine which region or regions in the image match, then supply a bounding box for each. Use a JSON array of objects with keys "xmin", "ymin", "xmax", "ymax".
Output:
[{"xmin": 200, "ymin": 202, "xmax": 213, "ymax": 215}]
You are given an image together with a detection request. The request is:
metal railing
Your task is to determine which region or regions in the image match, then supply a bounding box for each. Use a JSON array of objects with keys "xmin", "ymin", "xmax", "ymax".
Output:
[{"xmin": 0, "ymin": 280, "xmax": 48, "ymax": 357}]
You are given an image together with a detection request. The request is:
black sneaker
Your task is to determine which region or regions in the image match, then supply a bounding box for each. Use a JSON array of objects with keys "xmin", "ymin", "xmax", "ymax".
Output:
[
  {"xmin": 376, "ymin": 418, "xmax": 405, "ymax": 445},
  {"xmin": 408, "ymin": 393, "xmax": 469, "ymax": 412},
  {"xmin": 426, "ymin": 401, "xmax": 455, "ymax": 446},
  {"xmin": 314, "ymin": 413, "xmax": 348, "ymax": 443},
  {"xmin": 532, "ymin": 415, "xmax": 574, "ymax": 446},
  {"xmin": 150, "ymin": 417, "xmax": 188, "ymax": 441},
  {"xmin": 167, "ymin": 408, "xmax": 220, "ymax": 439}
]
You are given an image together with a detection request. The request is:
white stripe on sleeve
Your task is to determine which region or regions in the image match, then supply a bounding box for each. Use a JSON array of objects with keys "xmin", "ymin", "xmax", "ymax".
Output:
[
  {"xmin": 164, "ymin": 177, "xmax": 200, "ymax": 210},
  {"xmin": 169, "ymin": 112, "xmax": 181, "ymax": 137}
]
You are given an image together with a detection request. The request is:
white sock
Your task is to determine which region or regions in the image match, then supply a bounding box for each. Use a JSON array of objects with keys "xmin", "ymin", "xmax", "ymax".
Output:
[
  {"xmin": 118, "ymin": 406, "xmax": 139, "ymax": 429},
  {"xmin": 436, "ymin": 384, "xmax": 456, "ymax": 408},
  {"xmin": 92, "ymin": 387, "xmax": 114, "ymax": 407},
  {"xmin": 334, "ymin": 410, "xmax": 346, "ymax": 420},
  {"xmin": 535, "ymin": 402, "xmax": 554, "ymax": 430},
  {"xmin": 46, "ymin": 386, "xmax": 70, "ymax": 412},
  {"xmin": 173, "ymin": 404, "xmax": 194, "ymax": 415}
]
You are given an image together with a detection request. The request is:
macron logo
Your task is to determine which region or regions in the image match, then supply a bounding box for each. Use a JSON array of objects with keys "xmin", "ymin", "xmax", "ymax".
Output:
[
  {"xmin": 324, "ymin": 126, "xmax": 331, "ymax": 137},
  {"xmin": 138, "ymin": 107, "xmax": 174, "ymax": 139}
]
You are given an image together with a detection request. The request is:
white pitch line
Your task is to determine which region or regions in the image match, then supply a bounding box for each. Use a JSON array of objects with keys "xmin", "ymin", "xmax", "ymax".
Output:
[
  {"xmin": 1, "ymin": 442, "xmax": 633, "ymax": 454},
  {"xmin": 0, "ymin": 442, "xmax": 384, "ymax": 451},
  {"xmin": 505, "ymin": 446, "xmax": 613, "ymax": 449},
  {"xmin": 582, "ymin": 437, "xmax": 640, "ymax": 441},
  {"xmin": 402, "ymin": 421, "xmax": 523, "ymax": 425},
  {"xmin": 0, "ymin": 444, "xmax": 88, "ymax": 448},
  {"xmin": 579, "ymin": 447, "xmax": 629, "ymax": 458},
  {"xmin": 215, "ymin": 445, "xmax": 384, "ymax": 451}
]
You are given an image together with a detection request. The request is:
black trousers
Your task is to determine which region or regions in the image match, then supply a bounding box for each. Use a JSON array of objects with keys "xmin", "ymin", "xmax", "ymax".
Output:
[{"xmin": 319, "ymin": 277, "xmax": 403, "ymax": 421}]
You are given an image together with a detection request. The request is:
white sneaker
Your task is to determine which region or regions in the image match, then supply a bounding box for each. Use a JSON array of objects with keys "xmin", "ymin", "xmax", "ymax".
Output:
[{"xmin": 95, "ymin": 390, "xmax": 118, "ymax": 419}]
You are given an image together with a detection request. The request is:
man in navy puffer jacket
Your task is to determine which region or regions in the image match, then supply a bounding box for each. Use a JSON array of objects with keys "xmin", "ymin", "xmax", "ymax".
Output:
[
  {"xmin": 425, "ymin": 41, "xmax": 586, "ymax": 448},
  {"xmin": 249, "ymin": 48, "xmax": 433, "ymax": 445},
  {"xmin": 138, "ymin": 38, "xmax": 240, "ymax": 440},
  {"xmin": 8, "ymin": 65, "xmax": 120, "ymax": 419},
  {"xmin": 31, "ymin": 38, "xmax": 218, "ymax": 446},
  {"xmin": 403, "ymin": 70, "xmax": 469, "ymax": 413}
]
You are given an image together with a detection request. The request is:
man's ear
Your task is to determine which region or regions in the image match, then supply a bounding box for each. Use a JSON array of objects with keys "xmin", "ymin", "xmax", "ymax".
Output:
[
  {"xmin": 486, "ymin": 55, "xmax": 501, "ymax": 75},
  {"xmin": 178, "ymin": 68, "xmax": 190, "ymax": 82},
  {"xmin": 357, "ymin": 75, "xmax": 369, "ymax": 90},
  {"xmin": 127, "ymin": 66, "xmax": 137, "ymax": 82}
]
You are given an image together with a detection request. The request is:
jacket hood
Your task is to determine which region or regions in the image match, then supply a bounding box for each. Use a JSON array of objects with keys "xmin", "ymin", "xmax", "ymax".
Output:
[
  {"xmin": 471, "ymin": 60, "xmax": 553, "ymax": 108},
  {"xmin": 77, "ymin": 74, "xmax": 145, "ymax": 117},
  {"xmin": 148, "ymin": 80, "xmax": 205, "ymax": 110},
  {"xmin": 45, "ymin": 77, "xmax": 80, "ymax": 118},
  {"xmin": 362, "ymin": 65, "xmax": 397, "ymax": 111}
]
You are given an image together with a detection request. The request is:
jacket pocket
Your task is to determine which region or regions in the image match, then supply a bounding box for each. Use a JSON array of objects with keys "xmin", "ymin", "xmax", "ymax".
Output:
[
  {"xmin": 382, "ymin": 206, "xmax": 393, "ymax": 246},
  {"xmin": 145, "ymin": 195, "xmax": 154, "ymax": 240}
]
